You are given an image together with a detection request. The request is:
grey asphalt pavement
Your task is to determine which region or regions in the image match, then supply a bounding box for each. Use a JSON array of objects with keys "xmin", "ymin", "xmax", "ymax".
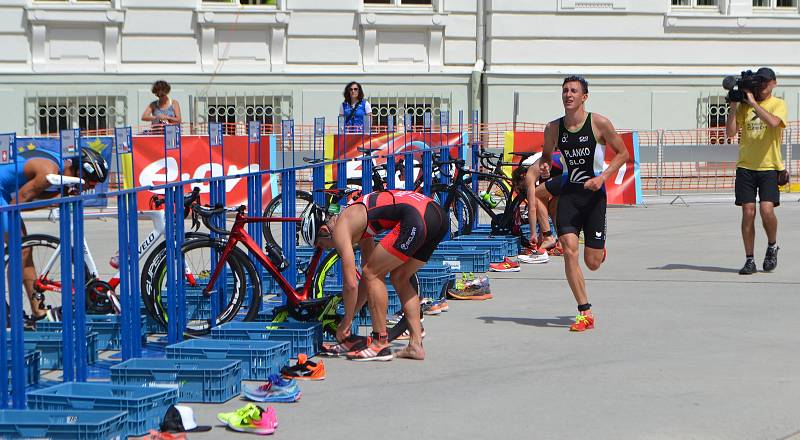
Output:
[{"xmin": 24, "ymin": 198, "xmax": 800, "ymax": 439}]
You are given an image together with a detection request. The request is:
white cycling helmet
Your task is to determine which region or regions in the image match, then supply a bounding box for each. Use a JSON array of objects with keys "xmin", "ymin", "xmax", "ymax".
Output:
[{"xmin": 301, "ymin": 203, "xmax": 327, "ymax": 247}]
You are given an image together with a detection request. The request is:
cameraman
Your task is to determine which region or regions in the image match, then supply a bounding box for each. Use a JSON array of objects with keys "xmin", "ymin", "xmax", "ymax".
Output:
[{"xmin": 725, "ymin": 67, "xmax": 787, "ymax": 275}]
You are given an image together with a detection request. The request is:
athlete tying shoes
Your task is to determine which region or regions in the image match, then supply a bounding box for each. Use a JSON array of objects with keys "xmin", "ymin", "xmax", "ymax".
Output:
[
  {"xmin": 511, "ymin": 150, "xmax": 564, "ymax": 264},
  {"xmin": 535, "ymin": 75, "xmax": 628, "ymax": 332},
  {"xmin": 301, "ymin": 189, "xmax": 448, "ymax": 361}
]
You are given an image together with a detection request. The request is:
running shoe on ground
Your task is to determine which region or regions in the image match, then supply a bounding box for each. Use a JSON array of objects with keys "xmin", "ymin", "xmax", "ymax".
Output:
[
  {"xmin": 422, "ymin": 300, "xmax": 442, "ymax": 315},
  {"xmin": 244, "ymin": 375, "xmax": 301, "ymax": 403},
  {"xmin": 320, "ymin": 335, "xmax": 368, "ymax": 357},
  {"xmin": 225, "ymin": 404, "xmax": 278, "ymax": 435},
  {"xmin": 739, "ymin": 259, "xmax": 757, "ymax": 275},
  {"xmin": 489, "ymin": 257, "xmax": 521, "ymax": 272},
  {"xmin": 763, "ymin": 245, "xmax": 779, "ymax": 272},
  {"xmin": 280, "ymin": 354, "xmax": 326, "ymax": 380},
  {"xmin": 569, "ymin": 313, "xmax": 595, "ymax": 332},
  {"xmin": 217, "ymin": 403, "xmax": 264, "ymax": 426},
  {"xmin": 435, "ymin": 298, "xmax": 449, "ymax": 312},
  {"xmin": 346, "ymin": 333, "xmax": 393, "ymax": 362},
  {"xmin": 395, "ymin": 328, "xmax": 426, "ymax": 340},
  {"xmin": 447, "ymin": 285, "xmax": 493, "ymax": 300},
  {"xmin": 518, "ymin": 249, "xmax": 549, "ymax": 264}
]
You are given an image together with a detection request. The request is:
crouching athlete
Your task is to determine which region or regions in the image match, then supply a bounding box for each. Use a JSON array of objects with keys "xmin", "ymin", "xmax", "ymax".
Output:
[{"xmin": 301, "ymin": 189, "xmax": 448, "ymax": 361}]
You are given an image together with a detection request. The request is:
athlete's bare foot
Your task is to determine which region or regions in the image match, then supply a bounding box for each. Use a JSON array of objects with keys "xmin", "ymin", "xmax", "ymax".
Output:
[
  {"xmin": 540, "ymin": 235, "xmax": 557, "ymax": 250},
  {"xmin": 394, "ymin": 344, "xmax": 425, "ymax": 360}
]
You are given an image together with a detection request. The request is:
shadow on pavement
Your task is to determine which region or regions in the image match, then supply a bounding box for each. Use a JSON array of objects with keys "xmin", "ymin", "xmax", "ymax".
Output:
[
  {"xmin": 647, "ymin": 263, "xmax": 739, "ymax": 273},
  {"xmin": 477, "ymin": 316, "xmax": 573, "ymax": 328}
]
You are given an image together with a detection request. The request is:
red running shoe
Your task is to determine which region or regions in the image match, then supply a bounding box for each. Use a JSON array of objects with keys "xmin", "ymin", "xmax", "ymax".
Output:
[
  {"xmin": 569, "ymin": 313, "xmax": 595, "ymax": 332},
  {"xmin": 489, "ymin": 257, "xmax": 521, "ymax": 272}
]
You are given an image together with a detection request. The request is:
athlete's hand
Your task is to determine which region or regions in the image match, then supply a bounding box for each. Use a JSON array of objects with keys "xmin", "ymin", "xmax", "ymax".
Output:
[
  {"xmin": 336, "ymin": 318, "xmax": 352, "ymax": 342},
  {"xmin": 584, "ymin": 175, "xmax": 605, "ymax": 192},
  {"xmin": 538, "ymin": 161, "xmax": 551, "ymax": 178}
]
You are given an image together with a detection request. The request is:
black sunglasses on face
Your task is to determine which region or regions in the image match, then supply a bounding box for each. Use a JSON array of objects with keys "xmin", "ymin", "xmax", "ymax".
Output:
[{"xmin": 349, "ymin": 87, "xmax": 360, "ymax": 91}]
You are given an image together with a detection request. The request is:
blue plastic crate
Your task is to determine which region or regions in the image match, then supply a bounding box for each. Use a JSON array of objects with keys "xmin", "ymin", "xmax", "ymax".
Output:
[
  {"xmin": 9, "ymin": 332, "xmax": 98, "ymax": 369},
  {"xmin": 417, "ymin": 272, "xmax": 453, "ymax": 300},
  {"xmin": 438, "ymin": 239, "xmax": 509, "ymax": 262},
  {"xmin": 428, "ymin": 249, "xmax": 491, "ymax": 273},
  {"xmin": 456, "ymin": 235, "xmax": 518, "ymax": 257},
  {"xmin": 211, "ymin": 321, "xmax": 322, "ymax": 358},
  {"xmin": 0, "ymin": 409, "xmax": 126, "ymax": 440},
  {"xmin": 166, "ymin": 339, "xmax": 290, "ymax": 380},
  {"xmin": 6, "ymin": 350, "xmax": 41, "ymax": 389},
  {"xmin": 110, "ymin": 358, "xmax": 241, "ymax": 403},
  {"xmin": 27, "ymin": 382, "xmax": 178, "ymax": 438},
  {"xmin": 34, "ymin": 315, "xmax": 147, "ymax": 350}
]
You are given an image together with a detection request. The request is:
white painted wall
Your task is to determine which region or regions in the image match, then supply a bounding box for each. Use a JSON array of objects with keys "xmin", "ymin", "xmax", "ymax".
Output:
[{"xmin": 0, "ymin": 0, "xmax": 796, "ymax": 133}]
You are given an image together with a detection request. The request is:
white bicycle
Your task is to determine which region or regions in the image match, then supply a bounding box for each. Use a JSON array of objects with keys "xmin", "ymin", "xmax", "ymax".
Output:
[{"xmin": 5, "ymin": 178, "xmax": 208, "ymax": 322}]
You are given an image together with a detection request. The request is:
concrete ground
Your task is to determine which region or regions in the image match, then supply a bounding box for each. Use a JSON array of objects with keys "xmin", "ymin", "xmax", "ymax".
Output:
[{"xmin": 22, "ymin": 197, "xmax": 800, "ymax": 439}]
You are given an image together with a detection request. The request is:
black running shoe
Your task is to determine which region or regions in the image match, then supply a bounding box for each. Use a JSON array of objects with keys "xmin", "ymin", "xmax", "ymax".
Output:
[
  {"xmin": 739, "ymin": 259, "xmax": 757, "ymax": 275},
  {"xmin": 763, "ymin": 246, "xmax": 779, "ymax": 272}
]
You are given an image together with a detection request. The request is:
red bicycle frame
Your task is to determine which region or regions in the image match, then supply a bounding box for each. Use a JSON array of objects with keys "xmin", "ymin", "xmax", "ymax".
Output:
[{"xmin": 202, "ymin": 210, "xmax": 325, "ymax": 305}]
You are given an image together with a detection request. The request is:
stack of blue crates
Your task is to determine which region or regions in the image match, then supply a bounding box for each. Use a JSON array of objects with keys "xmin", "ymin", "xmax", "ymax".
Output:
[
  {"xmin": 35, "ymin": 315, "xmax": 147, "ymax": 350},
  {"xmin": 166, "ymin": 339, "xmax": 290, "ymax": 380},
  {"xmin": 111, "ymin": 358, "xmax": 241, "ymax": 403},
  {"xmin": 0, "ymin": 410, "xmax": 127, "ymax": 440},
  {"xmin": 27, "ymin": 382, "xmax": 178, "ymax": 438},
  {"xmin": 211, "ymin": 321, "xmax": 322, "ymax": 358},
  {"xmin": 9, "ymin": 332, "xmax": 98, "ymax": 369}
]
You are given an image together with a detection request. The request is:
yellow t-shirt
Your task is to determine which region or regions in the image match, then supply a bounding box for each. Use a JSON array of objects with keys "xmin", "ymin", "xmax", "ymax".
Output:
[{"xmin": 735, "ymin": 96, "xmax": 787, "ymax": 171}]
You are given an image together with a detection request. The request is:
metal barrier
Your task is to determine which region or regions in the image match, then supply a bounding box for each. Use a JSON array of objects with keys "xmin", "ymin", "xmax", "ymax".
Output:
[{"xmin": 2, "ymin": 110, "xmax": 796, "ymax": 411}]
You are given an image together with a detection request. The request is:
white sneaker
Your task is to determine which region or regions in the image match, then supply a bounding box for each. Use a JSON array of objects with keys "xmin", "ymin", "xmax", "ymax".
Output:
[{"xmin": 518, "ymin": 250, "xmax": 549, "ymax": 264}]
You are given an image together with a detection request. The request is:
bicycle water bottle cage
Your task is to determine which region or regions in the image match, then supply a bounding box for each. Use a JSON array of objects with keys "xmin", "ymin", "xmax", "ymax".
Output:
[{"xmin": 265, "ymin": 241, "xmax": 289, "ymax": 271}]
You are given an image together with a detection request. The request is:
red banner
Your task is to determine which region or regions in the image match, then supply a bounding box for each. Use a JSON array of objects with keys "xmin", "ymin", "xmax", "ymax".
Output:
[
  {"xmin": 130, "ymin": 135, "xmax": 274, "ymax": 209},
  {"xmin": 324, "ymin": 132, "xmax": 464, "ymax": 183},
  {"xmin": 504, "ymin": 130, "xmax": 641, "ymax": 205}
]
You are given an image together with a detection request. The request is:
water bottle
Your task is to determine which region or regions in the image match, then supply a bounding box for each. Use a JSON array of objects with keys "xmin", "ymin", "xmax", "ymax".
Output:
[{"xmin": 480, "ymin": 191, "xmax": 498, "ymax": 209}]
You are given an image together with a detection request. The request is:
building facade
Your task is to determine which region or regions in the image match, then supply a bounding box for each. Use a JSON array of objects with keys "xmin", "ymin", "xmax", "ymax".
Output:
[{"xmin": 0, "ymin": 0, "xmax": 797, "ymax": 134}]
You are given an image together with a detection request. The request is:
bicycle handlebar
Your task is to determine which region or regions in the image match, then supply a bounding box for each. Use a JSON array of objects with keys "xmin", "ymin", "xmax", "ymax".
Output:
[{"xmin": 191, "ymin": 204, "xmax": 243, "ymax": 235}]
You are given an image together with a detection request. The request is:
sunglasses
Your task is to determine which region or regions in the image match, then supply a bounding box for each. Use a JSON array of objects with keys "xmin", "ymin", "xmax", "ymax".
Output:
[{"xmin": 349, "ymin": 87, "xmax": 360, "ymax": 91}]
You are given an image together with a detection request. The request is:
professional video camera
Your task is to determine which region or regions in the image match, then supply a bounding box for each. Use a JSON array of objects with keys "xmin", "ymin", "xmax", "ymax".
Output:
[{"xmin": 722, "ymin": 70, "xmax": 765, "ymax": 103}]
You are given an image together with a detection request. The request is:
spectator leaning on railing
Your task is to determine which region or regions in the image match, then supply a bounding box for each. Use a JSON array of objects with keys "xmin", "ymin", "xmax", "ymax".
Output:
[
  {"xmin": 340, "ymin": 81, "xmax": 371, "ymax": 133},
  {"xmin": 141, "ymin": 80, "xmax": 182, "ymax": 134},
  {"xmin": 725, "ymin": 67, "xmax": 788, "ymax": 275}
]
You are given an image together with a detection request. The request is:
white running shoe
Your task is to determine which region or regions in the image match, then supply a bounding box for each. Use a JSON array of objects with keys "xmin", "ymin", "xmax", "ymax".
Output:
[{"xmin": 518, "ymin": 250, "xmax": 549, "ymax": 264}]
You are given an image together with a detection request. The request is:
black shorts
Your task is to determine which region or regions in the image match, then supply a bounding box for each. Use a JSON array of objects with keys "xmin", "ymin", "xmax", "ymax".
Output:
[
  {"xmin": 379, "ymin": 202, "xmax": 448, "ymax": 262},
  {"xmin": 735, "ymin": 167, "xmax": 780, "ymax": 207},
  {"xmin": 556, "ymin": 190, "xmax": 607, "ymax": 249}
]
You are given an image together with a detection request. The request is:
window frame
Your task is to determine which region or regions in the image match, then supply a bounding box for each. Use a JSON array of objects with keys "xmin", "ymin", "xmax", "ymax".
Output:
[
  {"xmin": 363, "ymin": 0, "xmax": 436, "ymax": 8},
  {"xmin": 200, "ymin": 0, "xmax": 280, "ymax": 7},
  {"xmin": 753, "ymin": 0, "xmax": 798, "ymax": 11},
  {"xmin": 671, "ymin": 0, "xmax": 720, "ymax": 8}
]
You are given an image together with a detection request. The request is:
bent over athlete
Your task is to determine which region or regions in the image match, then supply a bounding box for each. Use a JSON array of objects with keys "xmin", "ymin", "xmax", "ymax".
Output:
[
  {"xmin": 536, "ymin": 75, "xmax": 628, "ymax": 332},
  {"xmin": 301, "ymin": 189, "xmax": 448, "ymax": 361}
]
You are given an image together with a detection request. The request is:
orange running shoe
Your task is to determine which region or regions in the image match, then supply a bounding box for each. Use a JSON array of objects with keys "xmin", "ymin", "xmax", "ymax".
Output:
[
  {"xmin": 280, "ymin": 353, "xmax": 326, "ymax": 380},
  {"xmin": 346, "ymin": 333, "xmax": 393, "ymax": 362},
  {"xmin": 569, "ymin": 313, "xmax": 595, "ymax": 332},
  {"xmin": 548, "ymin": 242, "xmax": 564, "ymax": 257}
]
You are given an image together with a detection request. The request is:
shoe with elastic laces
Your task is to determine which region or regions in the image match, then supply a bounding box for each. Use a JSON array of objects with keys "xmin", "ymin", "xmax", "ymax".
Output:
[
  {"xmin": 569, "ymin": 313, "xmax": 595, "ymax": 332},
  {"xmin": 217, "ymin": 403, "xmax": 264, "ymax": 426},
  {"xmin": 320, "ymin": 335, "xmax": 368, "ymax": 357},
  {"xmin": 226, "ymin": 405, "xmax": 278, "ymax": 435},
  {"xmin": 739, "ymin": 259, "xmax": 757, "ymax": 275},
  {"xmin": 489, "ymin": 257, "xmax": 521, "ymax": 272},
  {"xmin": 346, "ymin": 334, "xmax": 393, "ymax": 361},
  {"xmin": 436, "ymin": 298, "xmax": 449, "ymax": 312},
  {"xmin": 244, "ymin": 374, "xmax": 301, "ymax": 403},
  {"xmin": 518, "ymin": 249, "xmax": 549, "ymax": 264},
  {"xmin": 763, "ymin": 246, "xmax": 779, "ymax": 272},
  {"xmin": 422, "ymin": 300, "xmax": 442, "ymax": 315},
  {"xmin": 447, "ymin": 284, "xmax": 492, "ymax": 300},
  {"xmin": 280, "ymin": 354, "xmax": 326, "ymax": 380}
]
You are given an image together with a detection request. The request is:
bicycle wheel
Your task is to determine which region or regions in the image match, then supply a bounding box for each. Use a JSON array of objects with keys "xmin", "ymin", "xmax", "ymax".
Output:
[
  {"xmin": 144, "ymin": 238, "xmax": 248, "ymax": 336},
  {"xmin": 310, "ymin": 250, "xmax": 420, "ymax": 342},
  {"xmin": 261, "ymin": 190, "xmax": 314, "ymax": 248},
  {"xmin": 139, "ymin": 232, "xmax": 211, "ymax": 323},
  {"xmin": 444, "ymin": 189, "xmax": 475, "ymax": 237},
  {"xmin": 5, "ymin": 234, "xmax": 91, "ymax": 319}
]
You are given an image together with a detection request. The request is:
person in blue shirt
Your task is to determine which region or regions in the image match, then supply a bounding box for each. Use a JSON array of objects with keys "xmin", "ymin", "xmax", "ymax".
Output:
[
  {"xmin": 0, "ymin": 147, "xmax": 108, "ymax": 319},
  {"xmin": 340, "ymin": 82, "xmax": 372, "ymax": 133}
]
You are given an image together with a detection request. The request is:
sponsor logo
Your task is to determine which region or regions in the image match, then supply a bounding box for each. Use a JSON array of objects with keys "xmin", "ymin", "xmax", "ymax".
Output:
[
  {"xmin": 595, "ymin": 231, "xmax": 602, "ymax": 238},
  {"xmin": 579, "ymin": 135, "xmax": 589, "ymax": 142},
  {"xmin": 399, "ymin": 226, "xmax": 417, "ymax": 250}
]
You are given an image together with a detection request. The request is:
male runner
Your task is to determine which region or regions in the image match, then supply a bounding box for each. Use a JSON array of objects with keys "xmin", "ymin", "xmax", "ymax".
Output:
[
  {"xmin": 536, "ymin": 75, "xmax": 628, "ymax": 332},
  {"xmin": 301, "ymin": 189, "xmax": 448, "ymax": 360}
]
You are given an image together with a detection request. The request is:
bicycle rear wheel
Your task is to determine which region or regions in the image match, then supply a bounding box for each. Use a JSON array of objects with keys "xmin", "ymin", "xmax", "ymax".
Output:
[
  {"xmin": 5, "ymin": 234, "xmax": 92, "ymax": 319},
  {"xmin": 261, "ymin": 190, "xmax": 314, "ymax": 248},
  {"xmin": 143, "ymin": 238, "xmax": 248, "ymax": 336}
]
